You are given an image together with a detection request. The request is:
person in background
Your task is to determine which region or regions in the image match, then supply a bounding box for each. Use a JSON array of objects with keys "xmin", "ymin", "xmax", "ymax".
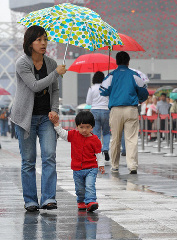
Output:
[
  {"xmin": 10, "ymin": 25, "xmax": 67, "ymax": 212},
  {"xmin": 0, "ymin": 107, "xmax": 9, "ymax": 136},
  {"xmin": 50, "ymin": 111, "xmax": 105, "ymax": 212},
  {"xmin": 86, "ymin": 71, "xmax": 111, "ymax": 161},
  {"xmin": 147, "ymin": 96, "xmax": 158, "ymax": 141},
  {"xmin": 100, "ymin": 51, "xmax": 149, "ymax": 174},
  {"xmin": 156, "ymin": 93, "xmax": 171, "ymax": 139}
]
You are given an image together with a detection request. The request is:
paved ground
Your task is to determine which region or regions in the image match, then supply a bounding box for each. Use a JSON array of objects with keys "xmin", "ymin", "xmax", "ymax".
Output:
[{"xmin": 1, "ymin": 135, "xmax": 177, "ymax": 240}]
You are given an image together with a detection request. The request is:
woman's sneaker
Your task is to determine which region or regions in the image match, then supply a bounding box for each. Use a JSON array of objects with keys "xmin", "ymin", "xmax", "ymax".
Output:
[
  {"xmin": 86, "ymin": 202, "xmax": 98, "ymax": 212},
  {"xmin": 77, "ymin": 202, "xmax": 86, "ymax": 210}
]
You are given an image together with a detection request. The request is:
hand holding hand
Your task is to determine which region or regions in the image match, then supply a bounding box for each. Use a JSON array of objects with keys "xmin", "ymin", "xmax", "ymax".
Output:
[
  {"xmin": 48, "ymin": 111, "xmax": 59, "ymax": 126},
  {"xmin": 56, "ymin": 65, "xmax": 67, "ymax": 75}
]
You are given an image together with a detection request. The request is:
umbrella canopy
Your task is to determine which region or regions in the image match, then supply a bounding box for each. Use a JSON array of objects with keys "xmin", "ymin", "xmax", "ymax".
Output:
[
  {"xmin": 0, "ymin": 88, "xmax": 10, "ymax": 95},
  {"xmin": 68, "ymin": 53, "xmax": 117, "ymax": 73},
  {"xmin": 18, "ymin": 3, "xmax": 123, "ymax": 53},
  {"xmin": 154, "ymin": 86, "xmax": 173, "ymax": 97},
  {"xmin": 77, "ymin": 103, "xmax": 91, "ymax": 110},
  {"xmin": 130, "ymin": 68, "xmax": 149, "ymax": 84},
  {"xmin": 98, "ymin": 33, "xmax": 145, "ymax": 52},
  {"xmin": 148, "ymin": 90, "xmax": 156, "ymax": 96},
  {"xmin": 170, "ymin": 88, "xmax": 177, "ymax": 100}
]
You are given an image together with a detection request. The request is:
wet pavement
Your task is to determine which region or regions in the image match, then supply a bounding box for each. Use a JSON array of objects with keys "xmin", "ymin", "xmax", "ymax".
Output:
[{"xmin": 1, "ymin": 136, "xmax": 177, "ymax": 239}]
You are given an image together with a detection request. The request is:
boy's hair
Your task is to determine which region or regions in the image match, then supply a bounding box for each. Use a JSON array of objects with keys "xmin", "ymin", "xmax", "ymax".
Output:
[
  {"xmin": 116, "ymin": 51, "xmax": 130, "ymax": 65},
  {"xmin": 92, "ymin": 71, "xmax": 105, "ymax": 84},
  {"xmin": 23, "ymin": 25, "xmax": 47, "ymax": 56},
  {"xmin": 75, "ymin": 111, "xmax": 95, "ymax": 127},
  {"xmin": 161, "ymin": 93, "xmax": 166, "ymax": 97}
]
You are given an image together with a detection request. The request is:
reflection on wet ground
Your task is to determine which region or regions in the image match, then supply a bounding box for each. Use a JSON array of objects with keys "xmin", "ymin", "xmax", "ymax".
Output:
[
  {"xmin": 2, "ymin": 136, "xmax": 177, "ymax": 239},
  {"xmin": 0, "ymin": 164, "xmax": 140, "ymax": 240}
]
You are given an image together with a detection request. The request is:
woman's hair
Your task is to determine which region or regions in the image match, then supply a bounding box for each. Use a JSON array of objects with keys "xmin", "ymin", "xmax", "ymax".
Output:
[
  {"xmin": 75, "ymin": 111, "xmax": 95, "ymax": 127},
  {"xmin": 116, "ymin": 51, "xmax": 130, "ymax": 65},
  {"xmin": 92, "ymin": 71, "xmax": 105, "ymax": 84},
  {"xmin": 23, "ymin": 25, "xmax": 47, "ymax": 56}
]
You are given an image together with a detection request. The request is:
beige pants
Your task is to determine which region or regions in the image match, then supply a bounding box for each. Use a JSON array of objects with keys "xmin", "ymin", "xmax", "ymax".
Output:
[{"xmin": 109, "ymin": 106, "xmax": 139, "ymax": 171}]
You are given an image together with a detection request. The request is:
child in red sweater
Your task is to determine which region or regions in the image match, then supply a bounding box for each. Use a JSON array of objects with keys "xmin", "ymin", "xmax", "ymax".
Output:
[{"xmin": 49, "ymin": 111, "xmax": 105, "ymax": 212}]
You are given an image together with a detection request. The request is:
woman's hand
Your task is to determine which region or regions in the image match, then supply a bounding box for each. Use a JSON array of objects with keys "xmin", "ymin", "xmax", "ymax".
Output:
[
  {"xmin": 56, "ymin": 65, "xmax": 67, "ymax": 75},
  {"xmin": 48, "ymin": 111, "xmax": 59, "ymax": 126}
]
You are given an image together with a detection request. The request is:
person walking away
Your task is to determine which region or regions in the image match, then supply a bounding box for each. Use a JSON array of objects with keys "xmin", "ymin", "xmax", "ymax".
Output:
[
  {"xmin": 170, "ymin": 98, "xmax": 177, "ymax": 139},
  {"xmin": 10, "ymin": 25, "xmax": 67, "ymax": 212},
  {"xmin": 49, "ymin": 111, "xmax": 105, "ymax": 212},
  {"xmin": 156, "ymin": 93, "xmax": 171, "ymax": 140},
  {"xmin": 100, "ymin": 51, "xmax": 149, "ymax": 174},
  {"xmin": 86, "ymin": 71, "xmax": 111, "ymax": 161},
  {"xmin": 0, "ymin": 107, "xmax": 9, "ymax": 136}
]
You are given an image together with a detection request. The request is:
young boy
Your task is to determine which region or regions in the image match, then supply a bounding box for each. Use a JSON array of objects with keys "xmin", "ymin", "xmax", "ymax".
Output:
[{"xmin": 49, "ymin": 111, "xmax": 105, "ymax": 212}]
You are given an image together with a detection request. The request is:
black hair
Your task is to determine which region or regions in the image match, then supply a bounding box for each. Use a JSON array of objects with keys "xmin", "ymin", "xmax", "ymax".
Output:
[
  {"xmin": 161, "ymin": 93, "xmax": 166, "ymax": 97},
  {"xmin": 23, "ymin": 25, "xmax": 47, "ymax": 56},
  {"xmin": 92, "ymin": 71, "xmax": 105, "ymax": 84},
  {"xmin": 116, "ymin": 51, "xmax": 130, "ymax": 65},
  {"xmin": 75, "ymin": 111, "xmax": 95, "ymax": 127}
]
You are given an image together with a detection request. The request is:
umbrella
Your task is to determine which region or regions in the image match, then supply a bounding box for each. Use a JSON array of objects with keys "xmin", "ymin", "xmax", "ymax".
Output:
[
  {"xmin": 77, "ymin": 103, "xmax": 91, "ymax": 110},
  {"xmin": 18, "ymin": 3, "xmax": 123, "ymax": 64},
  {"xmin": 68, "ymin": 53, "xmax": 117, "ymax": 73},
  {"xmin": 98, "ymin": 33, "xmax": 145, "ymax": 52},
  {"xmin": 170, "ymin": 88, "xmax": 177, "ymax": 100},
  {"xmin": 0, "ymin": 88, "xmax": 10, "ymax": 95},
  {"xmin": 130, "ymin": 68, "xmax": 149, "ymax": 84},
  {"xmin": 154, "ymin": 86, "xmax": 173, "ymax": 97},
  {"xmin": 148, "ymin": 90, "xmax": 156, "ymax": 96}
]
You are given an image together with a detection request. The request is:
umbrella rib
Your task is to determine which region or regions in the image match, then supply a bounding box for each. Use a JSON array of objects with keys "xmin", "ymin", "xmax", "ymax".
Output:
[{"xmin": 63, "ymin": 21, "xmax": 74, "ymax": 65}]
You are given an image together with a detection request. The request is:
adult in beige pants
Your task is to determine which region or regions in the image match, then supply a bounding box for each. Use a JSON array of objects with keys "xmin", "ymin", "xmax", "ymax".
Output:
[
  {"xmin": 99, "ymin": 51, "xmax": 149, "ymax": 174},
  {"xmin": 109, "ymin": 106, "xmax": 139, "ymax": 172}
]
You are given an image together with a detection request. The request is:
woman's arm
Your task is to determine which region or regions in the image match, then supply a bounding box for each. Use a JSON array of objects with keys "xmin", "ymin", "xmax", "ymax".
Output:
[
  {"xmin": 86, "ymin": 87, "xmax": 92, "ymax": 106},
  {"xmin": 16, "ymin": 58, "xmax": 66, "ymax": 93}
]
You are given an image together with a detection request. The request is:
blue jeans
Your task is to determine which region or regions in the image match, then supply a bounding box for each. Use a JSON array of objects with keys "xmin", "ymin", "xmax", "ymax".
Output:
[
  {"xmin": 121, "ymin": 130, "xmax": 126, "ymax": 154},
  {"xmin": 0, "ymin": 119, "xmax": 8, "ymax": 136},
  {"xmin": 15, "ymin": 115, "xmax": 57, "ymax": 208},
  {"xmin": 91, "ymin": 109, "xmax": 110, "ymax": 151},
  {"xmin": 73, "ymin": 168, "xmax": 98, "ymax": 204}
]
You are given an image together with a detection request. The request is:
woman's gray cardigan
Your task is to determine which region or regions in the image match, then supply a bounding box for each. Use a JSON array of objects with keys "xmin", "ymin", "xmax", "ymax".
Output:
[{"xmin": 10, "ymin": 54, "xmax": 61, "ymax": 138}]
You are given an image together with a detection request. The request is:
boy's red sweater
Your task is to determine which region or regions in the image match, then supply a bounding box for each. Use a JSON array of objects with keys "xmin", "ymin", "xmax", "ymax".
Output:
[{"xmin": 68, "ymin": 129, "xmax": 102, "ymax": 171}]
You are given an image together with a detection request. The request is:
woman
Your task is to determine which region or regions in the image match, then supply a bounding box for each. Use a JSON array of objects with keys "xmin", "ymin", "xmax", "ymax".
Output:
[
  {"xmin": 86, "ymin": 71, "xmax": 110, "ymax": 161},
  {"xmin": 147, "ymin": 96, "xmax": 158, "ymax": 141},
  {"xmin": 10, "ymin": 25, "xmax": 67, "ymax": 212}
]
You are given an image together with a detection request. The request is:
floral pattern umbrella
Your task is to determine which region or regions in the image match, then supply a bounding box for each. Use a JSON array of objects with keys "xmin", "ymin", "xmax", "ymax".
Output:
[
  {"xmin": 18, "ymin": 3, "xmax": 123, "ymax": 62},
  {"xmin": 154, "ymin": 86, "xmax": 173, "ymax": 97}
]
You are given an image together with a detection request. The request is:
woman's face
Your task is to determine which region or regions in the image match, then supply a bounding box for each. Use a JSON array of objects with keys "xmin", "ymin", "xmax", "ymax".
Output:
[{"xmin": 31, "ymin": 33, "xmax": 48, "ymax": 55}]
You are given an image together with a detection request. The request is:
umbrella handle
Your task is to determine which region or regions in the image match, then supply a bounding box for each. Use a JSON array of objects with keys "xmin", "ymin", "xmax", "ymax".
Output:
[{"xmin": 63, "ymin": 21, "xmax": 74, "ymax": 65}]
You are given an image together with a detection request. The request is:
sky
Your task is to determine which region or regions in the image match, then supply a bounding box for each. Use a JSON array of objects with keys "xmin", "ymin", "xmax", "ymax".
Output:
[{"xmin": 0, "ymin": 0, "xmax": 11, "ymax": 22}]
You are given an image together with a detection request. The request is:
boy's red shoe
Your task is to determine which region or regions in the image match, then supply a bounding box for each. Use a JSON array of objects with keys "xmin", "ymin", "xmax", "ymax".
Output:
[
  {"xmin": 86, "ymin": 202, "xmax": 98, "ymax": 212},
  {"xmin": 77, "ymin": 202, "xmax": 86, "ymax": 210}
]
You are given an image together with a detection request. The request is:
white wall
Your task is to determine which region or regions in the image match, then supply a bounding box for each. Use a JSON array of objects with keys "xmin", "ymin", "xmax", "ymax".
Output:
[
  {"xmin": 9, "ymin": 0, "xmax": 54, "ymax": 9},
  {"xmin": 130, "ymin": 59, "xmax": 177, "ymax": 80}
]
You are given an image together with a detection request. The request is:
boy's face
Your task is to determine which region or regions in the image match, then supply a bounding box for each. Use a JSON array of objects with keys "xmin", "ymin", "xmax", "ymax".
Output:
[{"xmin": 77, "ymin": 123, "xmax": 93, "ymax": 137}]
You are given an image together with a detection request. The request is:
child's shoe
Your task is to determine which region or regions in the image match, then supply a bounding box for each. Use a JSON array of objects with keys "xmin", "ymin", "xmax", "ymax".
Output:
[
  {"xmin": 86, "ymin": 202, "xmax": 98, "ymax": 212},
  {"xmin": 77, "ymin": 202, "xmax": 86, "ymax": 210}
]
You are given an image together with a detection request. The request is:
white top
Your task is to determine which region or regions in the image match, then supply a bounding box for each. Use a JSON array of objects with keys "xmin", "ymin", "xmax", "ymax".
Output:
[{"xmin": 86, "ymin": 84, "xmax": 109, "ymax": 110}]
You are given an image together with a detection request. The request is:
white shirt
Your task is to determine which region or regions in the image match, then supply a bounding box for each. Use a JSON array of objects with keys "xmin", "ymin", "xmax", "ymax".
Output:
[{"xmin": 86, "ymin": 84, "xmax": 109, "ymax": 110}]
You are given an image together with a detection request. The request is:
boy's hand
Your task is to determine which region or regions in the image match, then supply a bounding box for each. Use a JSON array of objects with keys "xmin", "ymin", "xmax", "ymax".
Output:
[
  {"xmin": 99, "ymin": 166, "xmax": 105, "ymax": 174},
  {"xmin": 48, "ymin": 111, "xmax": 59, "ymax": 126}
]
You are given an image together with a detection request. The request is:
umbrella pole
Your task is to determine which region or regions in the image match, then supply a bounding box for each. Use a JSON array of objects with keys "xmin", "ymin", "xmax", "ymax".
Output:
[
  {"xmin": 108, "ymin": 47, "xmax": 111, "ymax": 74},
  {"xmin": 63, "ymin": 22, "xmax": 74, "ymax": 65}
]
